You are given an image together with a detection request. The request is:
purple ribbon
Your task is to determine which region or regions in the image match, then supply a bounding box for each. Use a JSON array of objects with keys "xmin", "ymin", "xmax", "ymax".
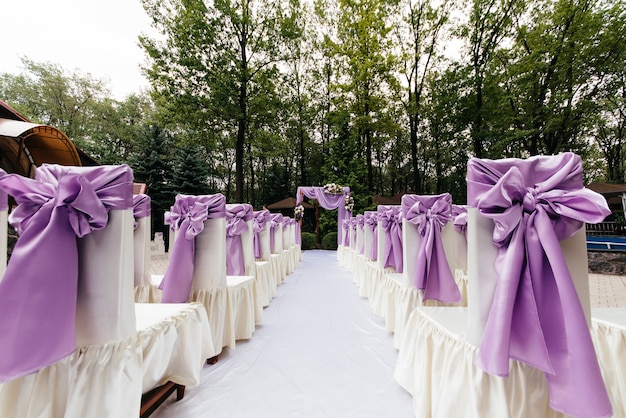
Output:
[
  {"xmin": 403, "ymin": 194, "xmax": 460, "ymax": 303},
  {"xmin": 467, "ymin": 153, "xmax": 612, "ymax": 418},
  {"xmin": 452, "ymin": 204, "xmax": 467, "ymax": 236},
  {"xmin": 355, "ymin": 214, "xmax": 365, "ymax": 254},
  {"xmin": 226, "ymin": 203, "xmax": 253, "ymax": 276},
  {"xmin": 133, "ymin": 193, "xmax": 151, "ymax": 229},
  {"xmin": 364, "ymin": 211, "xmax": 378, "ymax": 260},
  {"xmin": 378, "ymin": 206, "xmax": 403, "ymax": 272},
  {"xmin": 253, "ymin": 210, "xmax": 270, "ymax": 259},
  {"xmin": 0, "ymin": 164, "xmax": 133, "ymax": 382},
  {"xmin": 296, "ymin": 186, "xmax": 351, "ymax": 246},
  {"xmin": 0, "ymin": 186, "xmax": 7, "ymax": 211},
  {"xmin": 159, "ymin": 194, "xmax": 226, "ymax": 303},
  {"xmin": 342, "ymin": 219, "xmax": 350, "ymax": 246},
  {"xmin": 269, "ymin": 213, "xmax": 283, "ymax": 253}
]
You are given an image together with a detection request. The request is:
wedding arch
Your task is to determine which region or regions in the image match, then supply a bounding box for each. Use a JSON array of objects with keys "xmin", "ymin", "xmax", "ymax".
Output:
[{"xmin": 296, "ymin": 185, "xmax": 352, "ymax": 246}]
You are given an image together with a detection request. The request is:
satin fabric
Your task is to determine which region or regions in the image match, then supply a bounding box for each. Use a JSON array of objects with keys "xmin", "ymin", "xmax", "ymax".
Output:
[
  {"xmin": 467, "ymin": 153, "xmax": 612, "ymax": 418},
  {"xmin": 253, "ymin": 209, "xmax": 270, "ymax": 259},
  {"xmin": 226, "ymin": 203, "xmax": 253, "ymax": 276},
  {"xmin": 0, "ymin": 164, "xmax": 133, "ymax": 383},
  {"xmin": 160, "ymin": 194, "xmax": 226, "ymax": 303},
  {"xmin": 0, "ymin": 185, "xmax": 6, "ymax": 211},
  {"xmin": 342, "ymin": 219, "xmax": 350, "ymax": 246},
  {"xmin": 402, "ymin": 194, "xmax": 461, "ymax": 303},
  {"xmin": 452, "ymin": 204, "xmax": 467, "ymax": 236},
  {"xmin": 269, "ymin": 213, "xmax": 283, "ymax": 253},
  {"xmin": 355, "ymin": 214, "xmax": 365, "ymax": 254},
  {"xmin": 364, "ymin": 211, "xmax": 378, "ymax": 260},
  {"xmin": 132, "ymin": 193, "xmax": 151, "ymax": 229},
  {"xmin": 296, "ymin": 186, "xmax": 351, "ymax": 246},
  {"xmin": 378, "ymin": 205, "xmax": 403, "ymax": 273}
]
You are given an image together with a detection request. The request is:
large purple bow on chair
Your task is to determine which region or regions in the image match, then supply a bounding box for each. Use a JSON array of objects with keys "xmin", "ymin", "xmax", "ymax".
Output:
[
  {"xmin": 133, "ymin": 193, "xmax": 151, "ymax": 229},
  {"xmin": 379, "ymin": 206, "xmax": 403, "ymax": 272},
  {"xmin": 160, "ymin": 194, "xmax": 226, "ymax": 303},
  {"xmin": 269, "ymin": 213, "xmax": 283, "ymax": 253},
  {"xmin": 342, "ymin": 219, "xmax": 350, "ymax": 246},
  {"xmin": 0, "ymin": 164, "xmax": 133, "ymax": 382},
  {"xmin": 467, "ymin": 153, "xmax": 612, "ymax": 418},
  {"xmin": 226, "ymin": 203, "xmax": 253, "ymax": 275},
  {"xmin": 253, "ymin": 209, "xmax": 270, "ymax": 259},
  {"xmin": 364, "ymin": 211, "xmax": 378, "ymax": 260},
  {"xmin": 403, "ymin": 194, "xmax": 461, "ymax": 303}
]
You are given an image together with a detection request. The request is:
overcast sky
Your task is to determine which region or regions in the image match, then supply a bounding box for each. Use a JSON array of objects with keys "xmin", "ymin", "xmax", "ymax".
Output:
[{"xmin": 1, "ymin": 0, "xmax": 156, "ymax": 100}]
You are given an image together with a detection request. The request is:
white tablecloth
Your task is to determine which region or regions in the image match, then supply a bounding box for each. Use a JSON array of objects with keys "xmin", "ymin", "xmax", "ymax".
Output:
[
  {"xmin": 0, "ymin": 303, "xmax": 213, "ymax": 418},
  {"xmin": 395, "ymin": 307, "xmax": 567, "ymax": 418}
]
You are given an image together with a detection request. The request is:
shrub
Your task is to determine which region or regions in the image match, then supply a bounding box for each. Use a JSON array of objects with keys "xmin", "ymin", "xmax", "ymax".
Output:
[
  {"xmin": 321, "ymin": 232, "xmax": 338, "ymax": 250},
  {"xmin": 301, "ymin": 232, "xmax": 317, "ymax": 250}
]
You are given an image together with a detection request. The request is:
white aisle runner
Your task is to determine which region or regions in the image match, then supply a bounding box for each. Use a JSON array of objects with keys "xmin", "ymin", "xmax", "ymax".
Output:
[{"xmin": 152, "ymin": 250, "xmax": 413, "ymax": 418}]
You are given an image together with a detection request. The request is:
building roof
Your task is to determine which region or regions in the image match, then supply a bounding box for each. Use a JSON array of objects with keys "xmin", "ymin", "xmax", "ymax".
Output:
[
  {"xmin": 0, "ymin": 100, "xmax": 83, "ymax": 177},
  {"xmin": 266, "ymin": 196, "xmax": 314, "ymax": 210},
  {"xmin": 587, "ymin": 182, "xmax": 626, "ymax": 197}
]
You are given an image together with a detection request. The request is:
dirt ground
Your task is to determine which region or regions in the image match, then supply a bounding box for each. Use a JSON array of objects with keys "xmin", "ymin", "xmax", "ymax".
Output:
[{"xmin": 588, "ymin": 251, "xmax": 626, "ymax": 275}]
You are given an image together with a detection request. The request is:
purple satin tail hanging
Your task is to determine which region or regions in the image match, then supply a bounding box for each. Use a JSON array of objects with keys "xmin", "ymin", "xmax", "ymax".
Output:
[
  {"xmin": 160, "ymin": 194, "xmax": 226, "ymax": 303},
  {"xmin": 364, "ymin": 211, "xmax": 377, "ymax": 260},
  {"xmin": 467, "ymin": 153, "xmax": 612, "ymax": 418},
  {"xmin": 356, "ymin": 214, "xmax": 365, "ymax": 254},
  {"xmin": 226, "ymin": 203, "xmax": 253, "ymax": 275},
  {"xmin": 378, "ymin": 206, "xmax": 403, "ymax": 272},
  {"xmin": 342, "ymin": 219, "xmax": 350, "ymax": 246},
  {"xmin": 452, "ymin": 204, "xmax": 467, "ymax": 236},
  {"xmin": 269, "ymin": 213, "xmax": 283, "ymax": 253},
  {"xmin": 402, "ymin": 194, "xmax": 460, "ymax": 303},
  {"xmin": 0, "ymin": 164, "xmax": 133, "ymax": 382},
  {"xmin": 253, "ymin": 209, "xmax": 270, "ymax": 259}
]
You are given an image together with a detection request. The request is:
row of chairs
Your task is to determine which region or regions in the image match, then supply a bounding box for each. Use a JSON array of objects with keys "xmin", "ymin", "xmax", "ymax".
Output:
[
  {"xmin": 0, "ymin": 164, "xmax": 302, "ymax": 418},
  {"xmin": 338, "ymin": 153, "xmax": 624, "ymax": 418}
]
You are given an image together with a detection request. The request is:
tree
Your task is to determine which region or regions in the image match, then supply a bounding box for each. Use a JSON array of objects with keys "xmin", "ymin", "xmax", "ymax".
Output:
[
  {"xmin": 140, "ymin": 0, "xmax": 295, "ymax": 202},
  {"xmin": 0, "ymin": 57, "xmax": 110, "ymax": 148},
  {"xmin": 394, "ymin": 0, "xmax": 456, "ymax": 192},
  {"xmin": 462, "ymin": 0, "xmax": 524, "ymax": 157},
  {"xmin": 170, "ymin": 144, "xmax": 212, "ymax": 195}
]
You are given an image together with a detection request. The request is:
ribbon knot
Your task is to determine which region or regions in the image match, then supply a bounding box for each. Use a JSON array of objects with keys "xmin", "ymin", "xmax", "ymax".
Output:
[
  {"xmin": 468, "ymin": 154, "xmax": 613, "ymax": 418},
  {"xmin": 403, "ymin": 194, "xmax": 459, "ymax": 302},
  {"xmin": 523, "ymin": 187, "xmax": 538, "ymax": 213}
]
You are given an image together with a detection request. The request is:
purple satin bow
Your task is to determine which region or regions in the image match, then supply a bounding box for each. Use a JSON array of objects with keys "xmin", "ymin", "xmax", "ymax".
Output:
[
  {"xmin": 403, "ymin": 194, "xmax": 460, "ymax": 303},
  {"xmin": 0, "ymin": 164, "xmax": 133, "ymax": 382},
  {"xmin": 253, "ymin": 210, "xmax": 270, "ymax": 259},
  {"xmin": 269, "ymin": 213, "xmax": 283, "ymax": 253},
  {"xmin": 160, "ymin": 194, "xmax": 226, "ymax": 303},
  {"xmin": 355, "ymin": 214, "xmax": 365, "ymax": 254},
  {"xmin": 378, "ymin": 206, "xmax": 403, "ymax": 272},
  {"xmin": 133, "ymin": 193, "xmax": 151, "ymax": 230},
  {"xmin": 364, "ymin": 211, "xmax": 378, "ymax": 260},
  {"xmin": 468, "ymin": 153, "xmax": 612, "ymax": 418},
  {"xmin": 342, "ymin": 219, "xmax": 350, "ymax": 246},
  {"xmin": 226, "ymin": 203, "xmax": 253, "ymax": 275}
]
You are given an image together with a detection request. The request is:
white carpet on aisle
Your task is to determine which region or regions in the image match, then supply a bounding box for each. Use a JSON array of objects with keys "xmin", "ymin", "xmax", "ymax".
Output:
[{"xmin": 151, "ymin": 249, "xmax": 413, "ymax": 418}]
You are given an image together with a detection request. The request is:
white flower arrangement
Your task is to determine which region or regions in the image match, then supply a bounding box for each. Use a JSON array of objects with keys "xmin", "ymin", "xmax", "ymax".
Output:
[
  {"xmin": 323, "ymin": 183, "xmax": 344, "ymax": 195},
  {"xmin": 344, "ymin": 195, "xmax": 354, "ymax": 212},
  {"xmin": 294, "ymin": 204, "xmax": 304, "ymax": 220}
]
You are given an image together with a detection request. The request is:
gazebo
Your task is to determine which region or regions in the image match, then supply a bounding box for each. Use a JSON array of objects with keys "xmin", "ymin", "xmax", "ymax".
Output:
[{"xmin": 0, "ymin": 100, "xmax": 84, "ymax": 177}]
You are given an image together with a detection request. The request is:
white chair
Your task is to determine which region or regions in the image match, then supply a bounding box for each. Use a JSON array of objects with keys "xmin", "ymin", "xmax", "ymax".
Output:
[
  {"xmin": 269, "ymin": 213, "xmax": 286, "ymax": 285},
  {"xmin": 253, "ymin": 210, "xmax": 275, "ymax": 305},
  {"xmin": 225, "ymin": 203, "xmax": 258, "ymax": 334},
  {"xmin": 160, "ymin": 194, "xmax": 231, "ymax": 353},
  {"xmin": 133, "ymin": 193, "xmax": 160, "ymax": 303},
  {"xmin": 395, "ymin": 153, "xmax": 613, "ymax": 418},
  {"xmin": 0, "ymin": 165, "xmax": 213, "ymax": 418}
]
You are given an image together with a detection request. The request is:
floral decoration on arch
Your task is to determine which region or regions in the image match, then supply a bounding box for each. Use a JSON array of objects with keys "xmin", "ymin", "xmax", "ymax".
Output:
[
  {"xmin": 323, "ymin": 183, "xmax": 344, "ymax": 195},
  {"xmin": 294, "ymin": 204, "xmax": 304, "ymax": 221},
  {"xmin": 344, "ymin": 195, "xmax": 354, "ymax": 212}
]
